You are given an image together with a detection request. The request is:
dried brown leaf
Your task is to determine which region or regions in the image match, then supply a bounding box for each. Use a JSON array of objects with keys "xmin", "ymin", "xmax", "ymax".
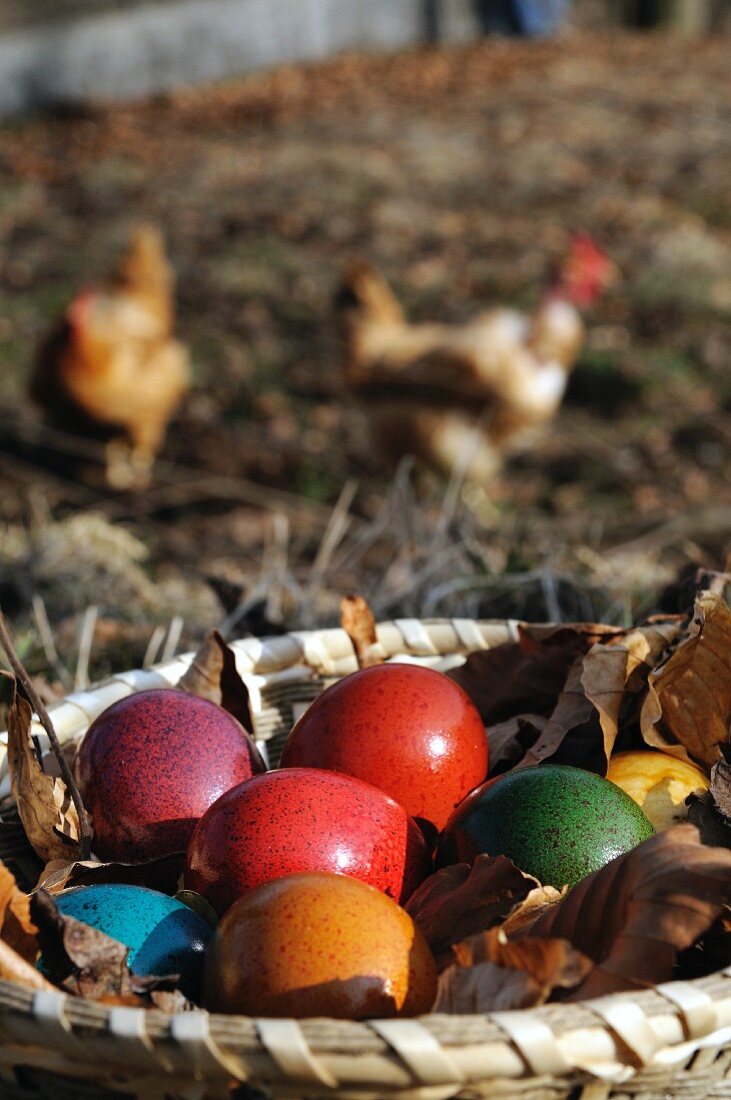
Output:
[
  {"xmin": 581, "ymin": 621, "xmax": 681, "ymax": 765},
  {"xmin": 177, "ymin": 630, "xmax": 253, "ymax": 733},
  {"xmin": 641, "ymin": 592, "xmax": 731, "ymax": 770},
  {"xmin": 686, "ymin": 746, "xmax": 731, "ymax": 848},
  {"xmin": 31, "ymin": 888, "xmax": 130, "ymax": 998},
  {"xmin": 4, "ymin": 674, "xmax": 81, "ymax": 863},
  {"xmin": 500, "ymin": 884, "xmax": 568, "ymax": 937},
  {"xmin": 0, "ymin": 938, "xmax": 55, "ymax": 992},
  {"xmin": 405, "ymin": 854, "xmax": 536, "ymax": 970},
  {"xmin": 523, "ymin": 824, "xmax": 731, "ymax": 999},
  {"xmin": 710, "ymin": 751, "xmax": 731, "ymax": 819},
  {"xmin": 0, "ymin": 860, "xmax": 38, "ymax": 961},
  {"xmin": 436, "ymin": 927, "xmax": 591, "ymax": 1012},
  {"xmin": 486, "ymin": 714, "xmax": 546, "ymax": 776},
  {"xmin": 30, "ymin": 890, "xmax": 192, "ymax": 1009},
  {"xmin": 517, "ymin": 654, "xmax": 602, "ymax": 771},
  {"xmin": 340, "ymin": 595, "xmax": 381, "ymax": 668},
  {"xmin": 448, "ymin": 622, "xmax": 623, "ymax": 727},
  {"xmin": 38, "ymin": 852, "xmax": 184, "ymax": 896}
]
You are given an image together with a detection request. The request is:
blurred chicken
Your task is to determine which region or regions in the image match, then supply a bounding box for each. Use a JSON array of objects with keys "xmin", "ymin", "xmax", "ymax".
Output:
[
  {"xmin": 336, "ymin": 236, "xmax": 616, "ymax": 484},
  {"xmin": 31, "ymin": 225, "xmax": 191, "ymax": 489}
]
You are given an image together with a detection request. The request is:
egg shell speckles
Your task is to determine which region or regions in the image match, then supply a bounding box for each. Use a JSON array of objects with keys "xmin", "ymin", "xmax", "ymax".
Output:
[
  {"xmin": 74, "ymin": 689, "xmax": 266, "ymax": 862},
  {"xmin": 436, "ymin": 764, "xmax": 655, "ymax": 888},
  {"xmin": 53, "ymin": 883, "xmax": 212, "ymax": 1000},
  {"xmin": 184, "ymin": 767, "xmax": 433, "ymax": 915},
  {"xmin": 280, "ymin": 662, "xmax": 488, "ymax": 832},
  {"xmin": 204, "ymin": 871, "xmax": 438, "ymax": 1018}
]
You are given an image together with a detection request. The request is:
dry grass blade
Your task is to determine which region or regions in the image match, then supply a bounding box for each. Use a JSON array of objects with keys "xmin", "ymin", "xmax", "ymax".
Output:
[{"xmin": 74, "ymin": 605, "xmax": 97, "ymax": 692}]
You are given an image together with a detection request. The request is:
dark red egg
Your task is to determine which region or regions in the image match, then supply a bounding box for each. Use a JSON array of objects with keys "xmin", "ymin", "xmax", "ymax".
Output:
[
  {"xmin": 75, "ymin": 688, "xmax": 266, "ymax": 862},
  {"xmin": 279, "ymin": 663, "xmax": 488, "ymax": 832},
  {"xmin": 184, "ymin": 767, "xmax": 432, "ymax": 914}
]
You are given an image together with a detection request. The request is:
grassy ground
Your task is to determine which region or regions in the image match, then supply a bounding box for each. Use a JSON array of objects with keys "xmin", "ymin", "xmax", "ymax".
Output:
[{"xmin": 0, "ymin": 31, "xmax": 730, "ymax": 687}]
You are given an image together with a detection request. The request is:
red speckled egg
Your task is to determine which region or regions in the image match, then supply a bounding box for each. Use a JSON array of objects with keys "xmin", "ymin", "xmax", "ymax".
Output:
[
  {"xmin": 280, "ymin": 663, "xmax": 488, "ymax": 832},
  {"xmin": 75, "ymin": 689, "xmax": 266, "ymax": 862},
  {"xmin": 184, "ymin": 767, "xmax": 432, "ymax": 914},
  {"xmin": 204, "ymin": 871, "xmax": 437, "ymax": 1019}
]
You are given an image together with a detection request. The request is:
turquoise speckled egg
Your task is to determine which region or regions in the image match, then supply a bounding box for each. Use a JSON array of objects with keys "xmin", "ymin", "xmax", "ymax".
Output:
[{"xmin": 53, "ymin": 883, "xmax": 212, "ymax": 1000}]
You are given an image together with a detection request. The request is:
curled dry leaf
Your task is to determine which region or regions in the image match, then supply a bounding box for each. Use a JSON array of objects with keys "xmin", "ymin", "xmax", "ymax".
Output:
[
  {"xmin": 0, "ymin": 939, "xmax": 55, "ymax": 993},
  {"xmin": 38, "ymin": 852, "xmax": 185, "ymax": 897},
  {"xmin": 449, "ymin": 622, "xmax": 624, "ymax": 728},
  {"xmin": 687, "ymin": 745, "xmax": 731, "ymax": 849},
  {"xmin": 517, "ymin": 654, "xmax": 602, "ymax": 772},
  {"xmin": 581, "ymin": 621, "xmax": 682, "ymax": 766},
  {"xmin": 32, "ymin": 888, "xmax": 130, "ymax": 999},
  {"xmin": 177, "ymin": 630, "xmax": 253, "ymax": 733},
  {"xmin": 522, "ymin": 824, "xmax": 731, "ymax": 1000},
  {"xmin": 500, "ymin": 884, "xmax": 568, "ymax": 937},
  {"xmin": 485, "ymin": 714, "xmax": 545, "ymax": 777},
  {"xmin": 641, "ymin": 592, "xmax": 731, "ymax": 770},
  {"xmin": 0, "ymin": 860, "xmax": 37, "ymax": 961},
  {"xmin": 518, "ymin": 618, "xmax": 681, "ymax": 773},
  {"xmin": 405, "ymin": 854, "xmax": 536, "ymax": 970},
  {"xmin": 436, "ymin": 927, "xmax": 592, "ymax": 1013},
  {"xmin": 4, "ymin": 674, "xmax": 81, "ymax": 863},
  {"xmin": 340, "ymin": 595, "xmax": 381, "ymax": 668}
]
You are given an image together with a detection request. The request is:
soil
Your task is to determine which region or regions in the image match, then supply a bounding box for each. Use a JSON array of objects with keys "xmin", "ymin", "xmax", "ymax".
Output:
[{"xmin": 0, "ymin": 31, "xmax": 729, "ymax": 686}]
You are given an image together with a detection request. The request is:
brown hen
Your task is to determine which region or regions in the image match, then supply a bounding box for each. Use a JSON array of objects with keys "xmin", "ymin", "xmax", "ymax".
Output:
[
  {"xmin": 31, "ymin": 225, "xmax": 190, "ymax": 489},
  {"xmin": 337, "ymin": 236, "xmax": 616, "ymax": 484}
]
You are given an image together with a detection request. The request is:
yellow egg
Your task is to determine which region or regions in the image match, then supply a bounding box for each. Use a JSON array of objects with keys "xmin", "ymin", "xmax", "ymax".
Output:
[
  {"xmin": 203, "ymin": 871, "xmax": 437, "ymax": 1019},
  {"xmin": 606, "ymin": 751, "xmax": 709, "ymax": 831}
]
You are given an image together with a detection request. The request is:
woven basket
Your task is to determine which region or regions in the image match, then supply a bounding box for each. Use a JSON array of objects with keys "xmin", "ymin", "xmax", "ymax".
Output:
[{"xmin": 1, "ymin": 617, "xmax": 731, "ymax": 1100}]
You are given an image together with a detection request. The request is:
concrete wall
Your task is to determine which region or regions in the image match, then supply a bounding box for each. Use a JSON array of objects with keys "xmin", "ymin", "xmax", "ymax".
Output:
[
  {"xmin": 0, "ymin": 0, "xmax": 482, "ymax": 115},
  {"xmin": 0, "ymin": 0, "xmax": 727, "ymax": 115}
]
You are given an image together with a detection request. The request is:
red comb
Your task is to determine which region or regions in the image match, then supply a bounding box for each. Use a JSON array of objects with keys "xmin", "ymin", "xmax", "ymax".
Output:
[{"xmin": 557, "ymin": 234, "xmax": 614, "ymax": 308}]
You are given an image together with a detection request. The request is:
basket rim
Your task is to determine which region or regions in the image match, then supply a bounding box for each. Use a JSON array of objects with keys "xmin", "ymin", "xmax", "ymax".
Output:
[{"xmin": 1, "ymin": 615, "xmax": 730, "ymax": 1096}]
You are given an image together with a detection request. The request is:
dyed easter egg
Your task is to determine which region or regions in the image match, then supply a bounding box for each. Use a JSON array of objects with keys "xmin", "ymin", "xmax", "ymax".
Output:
[
  {"xmin": 280, "ymin": 662, "xmax": 488, "ymax": 831},
  {"xmin": 74, "ymin": 689, "xmax": 266, "ymax": 861},
  {"xmin": 204, "ymin": 871, "xmax": 437, "ymax": 1018},
  {"xmin": 53, "ymin": 883, "xmax": 212, "ymax": 999},
  {"xmin": 437, "ymin": 764, "xmax": 654, "ymax": 888},
  {"xmin": 606, "ymin": 750, "xmax": 709, "ymax": 831},
  {"xmin": 184, "ymin": 767, "xmax": 432, "ymax": 914}
]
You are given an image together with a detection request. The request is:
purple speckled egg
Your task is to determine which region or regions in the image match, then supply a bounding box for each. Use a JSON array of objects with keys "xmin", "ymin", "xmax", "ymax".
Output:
[
  {"xmin": 75, "ymin": 689, "xmax": 266, "ymax": 862},
  {"xmin": 280, "ymin": 663, "xmax": 488, "ymax": 832},
  {"xmin": 184, "ymin": 767, "xmax": 433, "ymax": 915}
]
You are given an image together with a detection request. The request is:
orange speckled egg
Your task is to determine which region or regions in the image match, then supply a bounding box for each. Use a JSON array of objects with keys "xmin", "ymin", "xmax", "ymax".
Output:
[{"xmin": 203, "ymin": 872, "xmax": 437, "ymax": 1019}]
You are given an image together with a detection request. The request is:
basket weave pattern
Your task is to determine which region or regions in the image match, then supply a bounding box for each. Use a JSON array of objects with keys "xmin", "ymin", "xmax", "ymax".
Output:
[{"xmin": 1, "ymin": 618, "xmax": 731, "ymax": 1100}]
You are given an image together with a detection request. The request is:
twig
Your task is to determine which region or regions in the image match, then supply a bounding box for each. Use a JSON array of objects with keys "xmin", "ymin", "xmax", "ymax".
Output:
[
  {"xmin": 31, "ymin": 596, "xmax": 72, "ymax": 692},
  {"xmin": 0, "ymin": 606, "xmax": 92, "ymax": 860}
]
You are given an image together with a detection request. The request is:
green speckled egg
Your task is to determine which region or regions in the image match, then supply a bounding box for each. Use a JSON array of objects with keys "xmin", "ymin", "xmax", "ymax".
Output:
[{"xmin": 436, "ymin": 764, "xmax": 654, "ymax": 888}]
